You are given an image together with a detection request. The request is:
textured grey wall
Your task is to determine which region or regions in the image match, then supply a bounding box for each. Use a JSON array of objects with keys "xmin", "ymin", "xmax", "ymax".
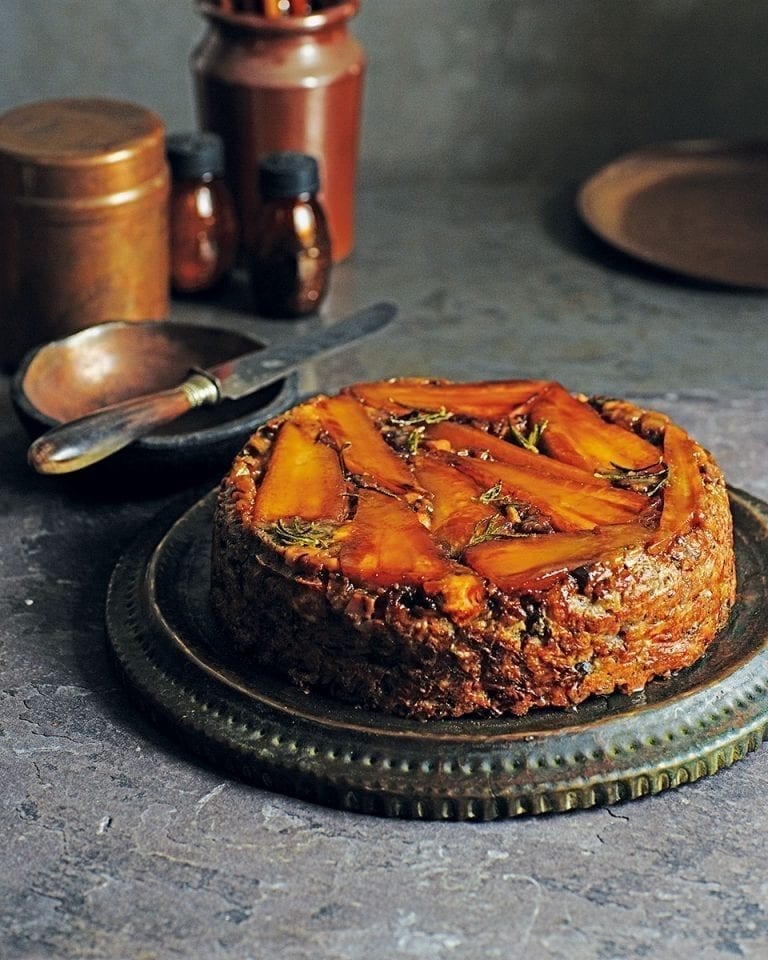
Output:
[{"xmin": 3, "ymin": 1, "xmax": 768, "ymax": 186}]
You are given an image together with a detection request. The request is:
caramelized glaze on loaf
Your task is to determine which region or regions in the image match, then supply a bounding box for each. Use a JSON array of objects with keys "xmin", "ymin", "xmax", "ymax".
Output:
[{"xmin": 211, "ymin": 379, "xmax": 736, "ymax": 719}]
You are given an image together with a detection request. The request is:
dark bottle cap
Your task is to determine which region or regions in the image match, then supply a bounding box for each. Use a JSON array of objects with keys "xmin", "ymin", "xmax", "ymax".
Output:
[
  {"xmin": 166, "ymin": 132, "xmax": 225, "ymax": 180},
  {"xmin": 258, "ymin": 151, "xmax": 320, "ymax": 199}
]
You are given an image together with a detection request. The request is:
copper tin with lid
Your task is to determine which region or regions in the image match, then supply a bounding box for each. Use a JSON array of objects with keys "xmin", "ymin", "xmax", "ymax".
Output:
[{"xmin": 0, "ymin": 98, "xmax": 170, "ymax": 368}]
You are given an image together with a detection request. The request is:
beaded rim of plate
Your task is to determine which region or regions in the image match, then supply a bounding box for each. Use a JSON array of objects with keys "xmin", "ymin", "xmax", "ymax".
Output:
[{"xmin": 106, "ymin": 487, "xmax": 768, "ymax": 820}]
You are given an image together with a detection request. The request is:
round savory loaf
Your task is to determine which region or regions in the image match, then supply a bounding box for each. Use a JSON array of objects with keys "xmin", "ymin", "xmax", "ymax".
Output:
[{"xmin": 210, "ymin": 378, "xmax": 736, "ymax": 719}]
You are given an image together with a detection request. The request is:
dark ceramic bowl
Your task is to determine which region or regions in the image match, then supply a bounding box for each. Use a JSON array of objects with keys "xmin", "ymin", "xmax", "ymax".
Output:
[{"xmin": 11, "ymin": 320, "xmax": 296, "ymax": 482}]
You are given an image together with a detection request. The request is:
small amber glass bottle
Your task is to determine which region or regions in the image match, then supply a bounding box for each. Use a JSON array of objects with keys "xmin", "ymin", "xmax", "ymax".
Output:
[
  {"xmin": 250, "ymin": 152, "xmax": 332, "ymax": 318},
  {"xmin": 166, "ymin": 132, "xmax": 238, "ymax": 294}
]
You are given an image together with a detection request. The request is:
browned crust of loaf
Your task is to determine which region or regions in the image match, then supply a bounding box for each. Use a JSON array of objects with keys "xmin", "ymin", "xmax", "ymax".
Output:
[{"xmin": 209, "ymin": 393, "xmax": 736, "ymax": 720}]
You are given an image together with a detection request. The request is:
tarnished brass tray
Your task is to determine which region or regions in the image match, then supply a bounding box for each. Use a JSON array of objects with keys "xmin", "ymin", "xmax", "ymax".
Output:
[{"xmin": 107, "ymin": 487, "xmax": 768, "ymax": 820}]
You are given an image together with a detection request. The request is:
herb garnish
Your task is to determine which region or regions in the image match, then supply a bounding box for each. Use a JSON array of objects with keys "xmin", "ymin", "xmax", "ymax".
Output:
[
  {"xmin": 467, "ymin": 514, "xmax": 514, "ymax": 546},
  {"xmin": 478, "ymin": 480, "xmax": 504, "ymax": 504},
  {"xmin": 509, "ymin": 419, "xmax": 548, "ymax": 454},
  {"xmin": 263, "ymin": 518, "xmax": 336, "ymax": 549},
  {"xmin": 596, "ymin": 462, "xmax": 668, "ymax": 497},
  {"xmin": 387, "ymin": 406, "xmax": 453, "ymax": 454}
]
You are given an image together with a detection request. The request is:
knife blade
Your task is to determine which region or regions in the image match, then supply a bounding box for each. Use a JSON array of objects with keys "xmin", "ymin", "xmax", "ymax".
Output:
[
  {"xmin": 28, "ymin": 301, "xmax": 397, "ymax": 475},
  {"xmin": 211, "ymin": 301, "xmax": 397, "ymax": 401}
]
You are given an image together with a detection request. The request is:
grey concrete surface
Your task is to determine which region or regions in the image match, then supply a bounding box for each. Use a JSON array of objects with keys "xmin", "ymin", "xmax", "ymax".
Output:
[
  {"xmin": 174, "ymin": 181, "xmax": 768, "ymax": 398},
  {"xmin": 3, "ymin": 4, "xmax": 768, "ymax": 954},
  {"xmin": 2, "ymin": 181, "xmax": 768, "ymax": 959}
]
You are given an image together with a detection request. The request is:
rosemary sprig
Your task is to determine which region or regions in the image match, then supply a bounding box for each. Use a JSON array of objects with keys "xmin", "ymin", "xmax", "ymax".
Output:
[
  {"xmin": 263, "ymin": 517, "xmax": 337, "ymax": 549},
  {"xmin": 388, "ymin": 406, "xmax": 453, "ymax": 428},
  {"xmin": 509, "ymin": 419, "xmax": 548, "ymax": 454},
  {"xmin": 595, "ymin": 462, "xmax": 668, "ymax": 497},
  {"xmin": 387, "ymin": 406, "xmax": 453, "ymax": 455},
  {"xmin": 407, "ymin": 427, "xmax": 425, "ymax": 455}
]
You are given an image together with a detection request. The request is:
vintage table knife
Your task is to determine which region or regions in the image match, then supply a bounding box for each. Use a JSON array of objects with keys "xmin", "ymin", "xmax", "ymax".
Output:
[{"xmin": 28, "ymin": 301, "xmax": 397, "ymax": 475}]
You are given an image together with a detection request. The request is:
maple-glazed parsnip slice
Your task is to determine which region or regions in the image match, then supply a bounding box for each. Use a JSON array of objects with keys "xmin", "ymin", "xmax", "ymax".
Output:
[
  {"xmin": 529, "ymin": 382, "xmax": 662, "ymax": 473},
  {"xmin": 651, "ymin": 422, "xmax": 708, "ymax": 551},
  {"xmin": 316, "ymin": 394, "xmax": 423, "ymax": 499},
  {"xmin": 253, "ymin": 407, "xmax": 347, "ymax": 523},
  {"xmin": 412, "ymin": 453, "xmax": 499, "ymax": 554},
  {"xmin": 346, "ymin": 378, "xmax": 550, "ymax": 420},
  {"xmin": 338, "ymin": 489, "xmax": 485, "ymax": 622},
  {"xmin": 425, "ymin": 420, "xmax": 649, "ymax": 515},
  {"xmin": 338, "ymin": 489, "xmax": 448, "ymax": 585},
  {"xmin": 425, "ymin": 420, "xmax": 648, "ymax": 529},
  {"xmin": 465, "ymin": 522, "xmax": 653, "ymax": 594},
  {"xmin": 446, "ymin": 454, "xmax": 621, "ymax": 531}
]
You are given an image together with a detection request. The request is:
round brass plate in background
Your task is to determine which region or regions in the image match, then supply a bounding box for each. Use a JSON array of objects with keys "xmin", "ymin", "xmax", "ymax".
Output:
[
  {"xmin": 578, "ymin": 141, "xmax": 768, "ymax": 288},
  {"xmin": 106, "ymin": 488, "xmax": 768, "ymax": 820}
]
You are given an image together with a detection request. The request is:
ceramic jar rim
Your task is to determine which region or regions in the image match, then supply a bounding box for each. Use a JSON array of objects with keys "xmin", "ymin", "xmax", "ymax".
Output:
[{"xmin": 196, "ymin": 0, "xmax": 360, "ymax": 34}]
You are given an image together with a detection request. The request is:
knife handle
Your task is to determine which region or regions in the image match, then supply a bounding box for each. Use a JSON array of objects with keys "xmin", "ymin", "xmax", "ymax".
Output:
[{"xmin": 27, "ymin": 373, "xmax": 220, "ymax": 475}]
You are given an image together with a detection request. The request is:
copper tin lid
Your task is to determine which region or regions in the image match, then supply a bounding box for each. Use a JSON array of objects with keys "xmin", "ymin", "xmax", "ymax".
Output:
[{"xmin": 0, "ymin": 98, "xmax": 166, "ymax": 202}]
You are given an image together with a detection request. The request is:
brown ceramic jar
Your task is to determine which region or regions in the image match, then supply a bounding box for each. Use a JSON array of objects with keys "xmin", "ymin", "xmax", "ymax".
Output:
[
  {"xmin": 191, "ymin": 0, "xmax": 365, "ymax": 263},
  {"xmin": 0, "ymin": 98, "xmax": 170, "ymax": 369}
]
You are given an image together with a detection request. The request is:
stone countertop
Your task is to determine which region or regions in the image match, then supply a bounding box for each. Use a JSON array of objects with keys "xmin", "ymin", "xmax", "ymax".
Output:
[{"xmin": 2, "ymin": 183, "xmax": 768, "ymax": 960}]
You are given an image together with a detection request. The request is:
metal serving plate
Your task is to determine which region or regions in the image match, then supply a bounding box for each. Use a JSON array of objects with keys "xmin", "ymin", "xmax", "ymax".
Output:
[
  {"xmin": 578, "ymin": 140, "xmax": 768, "ymax": 288},
  {"xmin": 106, "ymin": 487, "xmax": 768, "ymax": 820}
]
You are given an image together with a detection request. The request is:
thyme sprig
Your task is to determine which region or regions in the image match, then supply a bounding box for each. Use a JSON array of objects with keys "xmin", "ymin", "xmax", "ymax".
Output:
[
  {"xmin": 509, "ymin": 419, "xmax": 548, "ymax": 454},
  {"xmin": 596, "ymin": 461, "xmax": 668, "ymax": 497},
  {"xmin": 263, "ymin": 517, "xmax": 337, "ymax": 549}
]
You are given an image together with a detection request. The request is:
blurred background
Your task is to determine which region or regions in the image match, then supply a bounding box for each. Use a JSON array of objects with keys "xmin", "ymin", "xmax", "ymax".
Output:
[{"xmin": 4, "ymin": 0, "xmax": 768, "ymax": 190}]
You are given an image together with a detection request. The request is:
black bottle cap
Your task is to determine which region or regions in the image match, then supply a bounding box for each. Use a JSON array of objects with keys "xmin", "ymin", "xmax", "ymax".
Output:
[
  {"xmin": 258, "ymin": 151, "xmax": 320, "ymax": 199},
  {"xmin": 166, "ymin": 132, "xmax": 225, "ymax": 180}
]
